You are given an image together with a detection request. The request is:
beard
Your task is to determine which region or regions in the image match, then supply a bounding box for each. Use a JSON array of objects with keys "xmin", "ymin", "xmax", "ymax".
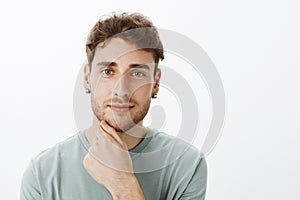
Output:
[{"xmin": 91, "ymin": 96, "xmax": 151, "ymax": 132}]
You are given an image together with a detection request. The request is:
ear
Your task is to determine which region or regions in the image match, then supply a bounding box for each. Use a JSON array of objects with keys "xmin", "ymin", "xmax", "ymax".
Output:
[
  {"xmin": 83, "ymin": 64, "xmax": 91, "ymax": 91},
  {"xmin": 152, "ymin": 68, "xmax": 161, "ymax": 95}
]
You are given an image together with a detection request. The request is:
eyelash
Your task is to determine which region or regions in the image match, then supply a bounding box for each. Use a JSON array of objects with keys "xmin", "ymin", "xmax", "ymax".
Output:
[
  {"xmin": 99, "ymin": 69, "xmax": 145, "ymax": 78},
  {"xmin": 101, "ymin": 69, "xmax": 113, "ymax": 76},
  {"xmin": 132, "ymin": 71, "xmax": 144, "ymax": 77}
]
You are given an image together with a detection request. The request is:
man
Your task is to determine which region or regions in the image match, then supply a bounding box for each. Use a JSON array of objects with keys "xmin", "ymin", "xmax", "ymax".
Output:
[{"xmin": 20, "ymin": 12, "xmax": 207, "ymax": 200}]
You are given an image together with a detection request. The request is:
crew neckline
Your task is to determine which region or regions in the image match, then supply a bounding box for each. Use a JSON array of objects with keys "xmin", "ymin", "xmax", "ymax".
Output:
[{"xmin": 78, "ymin": 127, "xmax": 157, "ymax": 154}]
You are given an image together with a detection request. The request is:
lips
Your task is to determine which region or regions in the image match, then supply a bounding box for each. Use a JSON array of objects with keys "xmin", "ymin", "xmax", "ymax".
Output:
[{"xmin": 107, "ymin": 104, "xmax": 134, "ymax": 112}]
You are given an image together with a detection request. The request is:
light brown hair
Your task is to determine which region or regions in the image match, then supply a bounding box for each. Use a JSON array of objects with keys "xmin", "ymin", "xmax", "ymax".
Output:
[{"xmin": 86, "ymin": 12, "xmax": 164, "ymax": 71}]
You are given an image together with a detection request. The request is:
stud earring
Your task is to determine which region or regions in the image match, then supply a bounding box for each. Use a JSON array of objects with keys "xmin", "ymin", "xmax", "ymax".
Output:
[
  {"xmin": 85, "ymin": 89, "xmax": 91, "ymax": 94},
  {"xmin": 152, "ymin": 93, "xmax": 157, "ymax": 99}
]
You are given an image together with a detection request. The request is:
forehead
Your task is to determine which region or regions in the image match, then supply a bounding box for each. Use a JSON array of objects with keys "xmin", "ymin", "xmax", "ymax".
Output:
[{"xmin": 92, "ymin": 37, "xmax": 155, "ymax": 66}]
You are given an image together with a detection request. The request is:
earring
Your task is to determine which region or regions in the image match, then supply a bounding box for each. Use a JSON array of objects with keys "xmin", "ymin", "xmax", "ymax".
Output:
[
  {"xmin": 152, "ymin": 93, "xmax": 157, "ymax": 99},
  {"xmin": 85, "ymin": 89, "xmax": 91, "ymax": 94}
]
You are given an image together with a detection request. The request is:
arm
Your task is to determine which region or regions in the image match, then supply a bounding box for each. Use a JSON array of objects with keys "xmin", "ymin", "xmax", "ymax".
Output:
[
  {"xmin": 83, "ymin": 154, "xmax": 145, "ymax": 200},
  {"xmin": 179, "ymin": 158, "xmax": 208, "ymax": 200},
  {"xmin": 83, "ymin": 121, "xmax": 146, "ymax": 200},
  {"xmin": 20, "ymin": 161, "xmax": 42, "ymax": 200}
]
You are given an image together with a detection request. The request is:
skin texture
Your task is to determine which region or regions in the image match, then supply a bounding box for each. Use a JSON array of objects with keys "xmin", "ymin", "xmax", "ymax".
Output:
[{"xmin": 82, "ymin": 37, "xmax": 161, "ymax": 199}]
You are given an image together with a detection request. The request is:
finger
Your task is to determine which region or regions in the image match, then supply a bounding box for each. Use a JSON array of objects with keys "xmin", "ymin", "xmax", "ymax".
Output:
[
  {"xmin": 98, "ymin": 126, "xmax": 127, "ymax": 152},
  {"xmin": 100, "ymin": 120, "xmax": 124, "ymax": 146},
  {"xmin": 98, "ymin": 126, "xmax": 118, "ymax": 146}
]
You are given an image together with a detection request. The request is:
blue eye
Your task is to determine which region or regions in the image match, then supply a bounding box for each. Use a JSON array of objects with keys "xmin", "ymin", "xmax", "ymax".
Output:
[
  {"xmin": 132, "ymin": 71, "xmax": 143, "ymax": 77},
  {"xmin": 102, "ymin": 69, "xmax": 113, "ymax": 75}
]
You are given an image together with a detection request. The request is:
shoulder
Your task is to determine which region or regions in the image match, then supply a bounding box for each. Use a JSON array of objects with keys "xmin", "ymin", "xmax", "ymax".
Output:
[
  {"xmin": 30, "ymin": 132, "xmax": 84, "ymax": 171},
  {"xmin": 149, "ymin": 131, "xmax": 203, "ymax": 157},
  {"xmin": 146, "ymin": 131, "xmax": 207, "ymax": 198},
  {"xmin": 147, "ymin": 130, "xmax": 205, "ymax": 167},
  {"xmin": 21, "ymin": 133, "xmax": 81, "ymax": 197}
]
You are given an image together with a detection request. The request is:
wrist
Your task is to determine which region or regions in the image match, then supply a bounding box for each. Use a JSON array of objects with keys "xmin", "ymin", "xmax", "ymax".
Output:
[{"xmin": 109, "ymin": 173, "xmax": 145, "ymax": 200}]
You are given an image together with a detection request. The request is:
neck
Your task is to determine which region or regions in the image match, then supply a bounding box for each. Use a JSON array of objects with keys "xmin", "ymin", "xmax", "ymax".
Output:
[{"xmin": 84, "ymin": 117, "xmax": 147, "ymax": 150}]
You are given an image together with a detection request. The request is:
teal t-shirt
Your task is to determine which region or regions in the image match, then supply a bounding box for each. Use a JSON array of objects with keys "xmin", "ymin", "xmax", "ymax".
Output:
[{"xmin": 20, "ymin": 128, "xmax": 207, "ymax": 200}]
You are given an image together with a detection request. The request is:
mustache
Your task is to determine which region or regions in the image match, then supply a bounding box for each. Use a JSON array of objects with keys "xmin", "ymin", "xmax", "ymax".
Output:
[{"xmin": 104, "ymin": 98, "xmax": 137, "ymax": 106}]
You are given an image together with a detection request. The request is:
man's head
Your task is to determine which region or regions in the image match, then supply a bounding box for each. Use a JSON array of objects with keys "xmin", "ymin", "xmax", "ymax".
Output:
[
  {"xmin": 84, "ymin": 12, "xmax": 164, "ymax": 132},
  {"xmin": 85, "ymin": 12, "xmax": 164, "ymax": 72}
]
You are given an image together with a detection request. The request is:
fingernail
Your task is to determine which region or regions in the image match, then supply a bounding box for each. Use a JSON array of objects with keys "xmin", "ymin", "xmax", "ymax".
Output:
[{"xmin": 100, "ymin": 120, "xmax": 104, "ymax": 126}]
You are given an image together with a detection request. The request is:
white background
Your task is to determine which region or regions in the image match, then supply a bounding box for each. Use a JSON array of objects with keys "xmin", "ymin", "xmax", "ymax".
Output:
[{"xmin": 1, "ymin": 0, "xmax": 299, "ymax": 199}]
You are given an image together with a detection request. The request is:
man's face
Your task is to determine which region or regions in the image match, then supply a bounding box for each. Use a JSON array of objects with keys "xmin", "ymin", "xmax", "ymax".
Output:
[{"xmin": 84, "ymin": 38, "xmax": 161, "ymax": 132}]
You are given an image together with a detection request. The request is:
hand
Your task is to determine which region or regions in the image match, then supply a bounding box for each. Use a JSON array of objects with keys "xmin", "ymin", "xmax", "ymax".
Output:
[{"xmin": 83, "ymin": 120, "xmax": 145, "ymax": 200}]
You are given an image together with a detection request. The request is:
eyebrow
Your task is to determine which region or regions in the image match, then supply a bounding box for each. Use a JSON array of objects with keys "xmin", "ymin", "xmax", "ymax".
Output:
[
  {"xmin": 130, "ymin": 64, "xmax": 150, "ymax": 70},
  {"xmin": 96, "ymin": 61, "xmax": 117, "ymax": 67},
  {"xmin": 96, "ymin": 62, "xmax": 150, "ymax": 70}
]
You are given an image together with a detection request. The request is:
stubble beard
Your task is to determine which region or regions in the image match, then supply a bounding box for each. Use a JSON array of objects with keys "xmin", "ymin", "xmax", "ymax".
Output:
[{"xmin": 91, "ymin": 97, "xmax": 151, "ymax": 132}]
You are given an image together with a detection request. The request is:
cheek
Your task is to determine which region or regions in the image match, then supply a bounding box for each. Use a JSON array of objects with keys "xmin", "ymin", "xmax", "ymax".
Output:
[
  {"xmin": 92, "ymin": 80, "xmax": 115, "ymax": 101},
  {"xmin": 91, "ymin": 75, "xmax": 115, "ymax": 92},
  {"xmin": 132, "ymin": 84, "xmax": 153, "ymax": 98}
]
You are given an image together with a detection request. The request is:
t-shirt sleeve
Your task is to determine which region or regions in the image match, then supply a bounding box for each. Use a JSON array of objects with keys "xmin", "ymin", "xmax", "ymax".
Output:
[
  {"xmin": 179, "ymin": 157, "xmax": 208, "ymax": 200},
  {"xmin": 20, "ymin": 160, "xmax": 42, "ymax": 200}
]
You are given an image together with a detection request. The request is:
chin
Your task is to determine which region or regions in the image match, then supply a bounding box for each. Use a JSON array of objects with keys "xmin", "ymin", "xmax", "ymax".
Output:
[
  {"xmin": 109, "ymin": 121, "xmax": 136, "ymax": 132},
  {"xmin": 103, "ymin": 116, "xmax": 135, "ymax": 132},
  {"xmin": 94, "ymin": 108, "xmax": 146, "ymax": 132}
]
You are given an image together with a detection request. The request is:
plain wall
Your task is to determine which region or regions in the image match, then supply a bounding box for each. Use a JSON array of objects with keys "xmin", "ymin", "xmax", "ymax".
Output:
[{"xmin": 0, "ymin": 0, "xmax": 299, "ymax": 199}]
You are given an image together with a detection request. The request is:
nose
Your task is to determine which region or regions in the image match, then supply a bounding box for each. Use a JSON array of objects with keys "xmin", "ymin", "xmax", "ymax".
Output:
[{"xmin": 113, "ymin": 75, "xmax": 131, "ymax": 99}]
